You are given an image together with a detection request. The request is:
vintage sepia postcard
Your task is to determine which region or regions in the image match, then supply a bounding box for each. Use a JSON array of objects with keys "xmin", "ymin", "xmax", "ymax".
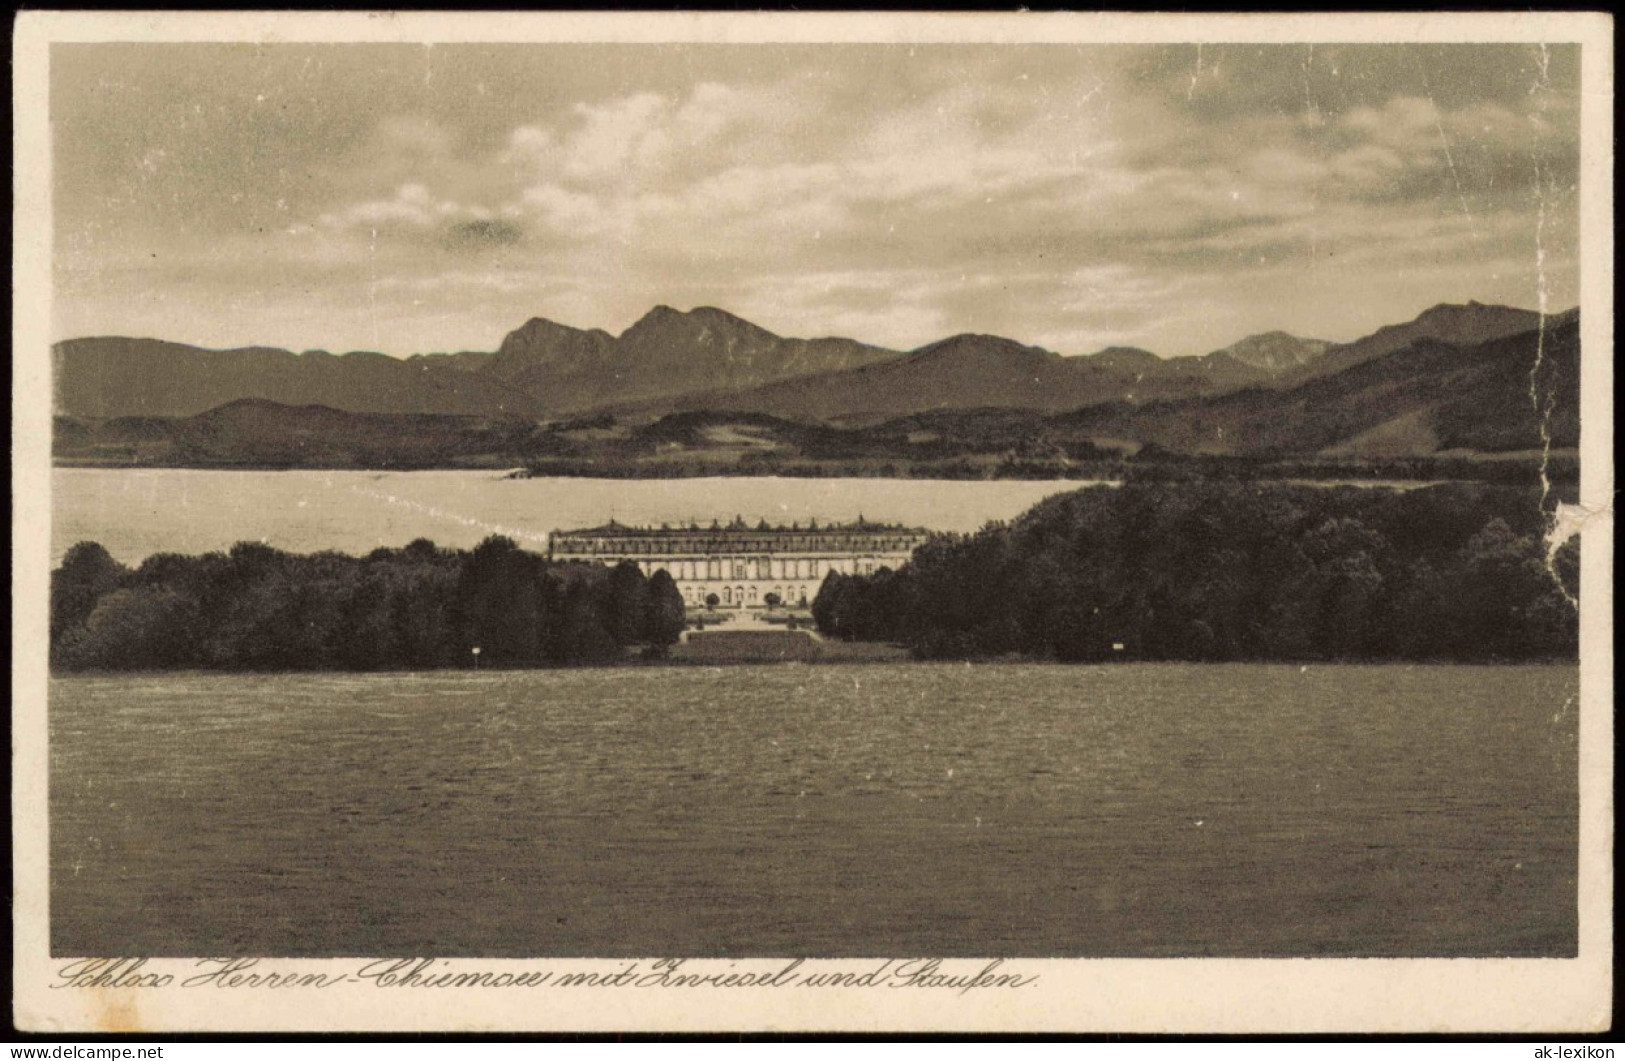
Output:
[{"xmin": 11, "ymin": 10, "xmax": 1614, "ymax": 1035}]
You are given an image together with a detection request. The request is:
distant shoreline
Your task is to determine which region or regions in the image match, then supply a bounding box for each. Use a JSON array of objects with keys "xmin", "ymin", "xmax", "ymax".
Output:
[{"xmin": 51, "ymin": 454, "xmax": 1578, "ymax": 487}]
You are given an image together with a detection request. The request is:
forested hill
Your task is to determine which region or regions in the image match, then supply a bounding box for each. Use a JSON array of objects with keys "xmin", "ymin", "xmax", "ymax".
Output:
[
  {"xmin": 1052, "ymin": 314, "xmax": 1579, "ymax": 458},
  {"xmin": 814, "ymin": 481, "xmax": 1578, "ymax": 664}
]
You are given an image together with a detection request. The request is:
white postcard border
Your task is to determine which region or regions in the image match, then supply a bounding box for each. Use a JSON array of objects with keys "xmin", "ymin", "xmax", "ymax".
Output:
[{"xmin": 12, "ymin": 10, "xmax": 1614, "ymax": 1034}]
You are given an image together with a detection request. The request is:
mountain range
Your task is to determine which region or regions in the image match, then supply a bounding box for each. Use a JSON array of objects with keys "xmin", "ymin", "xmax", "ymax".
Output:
[
  {"xmin": 54, "ymin": 300, "xmax": 1575, "ymax": 460},
  {"xmin": 642, "ymin": 330, "xmax": 1289, "ymax": 424},
  {"xmin": 1055, "ymin": 310, "xmax": 1578, "ymax": 458},
  {"xmin": 55, "ymin": 312, "xmax": 1578, "ymax": 469},
  {"xmin": 56, "ymin": 300, "xmax": 1546, "ymax": 424},
  {"xmin": 54, "ymin": 305, "xmax": 903, "ymax": 420}
]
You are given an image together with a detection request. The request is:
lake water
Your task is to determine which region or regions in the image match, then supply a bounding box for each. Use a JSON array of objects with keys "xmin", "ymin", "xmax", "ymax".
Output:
[
  {"xmin": 50, "ymin": 663, "xmax": 1578, "ymax": 958},
  {"xmin": 51, "ymin": 470, "xmax": 1088, "ymax": 564}
]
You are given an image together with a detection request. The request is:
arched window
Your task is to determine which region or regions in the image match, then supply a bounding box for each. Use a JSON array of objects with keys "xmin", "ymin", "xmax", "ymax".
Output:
[
  {"xmin": 723, "ymin": 586, "xmax": 733, "ymax": 605},
  {"xmin": 748, "ymin": 585, "xmax": 758, "ymax": 602}
]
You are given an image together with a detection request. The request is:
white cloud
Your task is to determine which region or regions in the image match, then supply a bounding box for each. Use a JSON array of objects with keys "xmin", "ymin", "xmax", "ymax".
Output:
[
  {"xmin": 559, "ymin": 92, "xmax": 670, "ymax": 182},
  {"xmin": 519, "ymin": 183, "xmax": 615, "ymax": 238},
  {"xmin": 189, "ymin": 54, "xmax": 1577, "ymax": 356},
  {"xmin": 318, "ymin": 183, "xmax": 469, "ymax": 234},
  {"xmin": 502, "ymin": 124, "xmax": 555, "ymax": 165}
]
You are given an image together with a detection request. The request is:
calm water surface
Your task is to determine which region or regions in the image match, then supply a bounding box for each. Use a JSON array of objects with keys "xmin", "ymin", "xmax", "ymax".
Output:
[
  {"xmin": 52, "ymin": 470, "xmax": 1088, "ymax": 563},
  {"xmin": 51, "ymin": 663, "xmax": 1577, "ymax": 957}
]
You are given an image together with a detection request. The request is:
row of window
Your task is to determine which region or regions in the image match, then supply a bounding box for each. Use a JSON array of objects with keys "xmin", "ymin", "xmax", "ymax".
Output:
[
  {"xmin": 555, "ymin": 537, "xmax": 921, "ymax": 556},
  {"xmin": 628, "ymin": 557, "xmax": 888, "ymax": 580}
]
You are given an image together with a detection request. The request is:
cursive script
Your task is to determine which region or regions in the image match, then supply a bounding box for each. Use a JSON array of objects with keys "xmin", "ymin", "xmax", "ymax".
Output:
[{"xmin": 53, "ymin": 957, "xmax": 1039, "ymax": 996}]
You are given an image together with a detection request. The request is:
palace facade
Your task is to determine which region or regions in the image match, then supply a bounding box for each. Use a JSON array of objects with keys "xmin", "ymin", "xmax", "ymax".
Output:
[{"xmin": 549, "ymin": 517, "xmax": 931, "ymax": 608}]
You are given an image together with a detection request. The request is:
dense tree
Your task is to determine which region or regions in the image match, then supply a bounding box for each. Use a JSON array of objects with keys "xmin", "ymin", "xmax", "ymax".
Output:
[
  {"xmin": 457, "ymin": 536, "xmax": 545, "ymax": 665},
  {"xmin": 811, "ymin": 574, "xmax": 850, "ymax": 639},
  {"xmin": 50, "ymin": 542, "xmax": 127, "ymax": 647},
  {"xmin": 605, "ymin": 561, "xmax": 650, "ymax": 647},
  {"xmin": 55, "ymin": 586, "xmax": 196, "ymax": 670},
  {"xmin": 812, "ymin": 482, "xmax": 1579, "ymax": 663},
  {"xmin": 643, "ymin": 570, "xmax": 686, "ymax": 648},
  {"xmin": 554, "ymin": 579, "xmax": 620, "ymax": 665},
  {"xmin": 50, "ymin": 535, "xmax": 682, "ymax": 672}
]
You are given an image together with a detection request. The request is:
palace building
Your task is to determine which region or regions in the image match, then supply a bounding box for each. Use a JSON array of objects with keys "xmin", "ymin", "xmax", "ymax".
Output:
[{"xmin": 549, "ymin": 517, "xmax": 931, "ymax": 609}]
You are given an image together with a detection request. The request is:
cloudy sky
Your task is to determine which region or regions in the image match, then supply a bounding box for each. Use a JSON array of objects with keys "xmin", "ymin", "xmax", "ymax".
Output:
[{"xmin": 52, "ymin": 42, "xmax": 1578, "ymax": 358}]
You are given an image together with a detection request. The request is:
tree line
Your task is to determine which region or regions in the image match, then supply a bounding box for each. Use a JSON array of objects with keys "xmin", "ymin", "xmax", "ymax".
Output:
[
  {"xmin": 813, "ymin": 482, "xmax": 1579, "ymax": 663},
  {"xmin": 516, "ymin": 453, "xmax": 1576, "ymax": 485},
  {"xmin": 51, "ymin": 536, "xmax": 685, "ymax": 671}
]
